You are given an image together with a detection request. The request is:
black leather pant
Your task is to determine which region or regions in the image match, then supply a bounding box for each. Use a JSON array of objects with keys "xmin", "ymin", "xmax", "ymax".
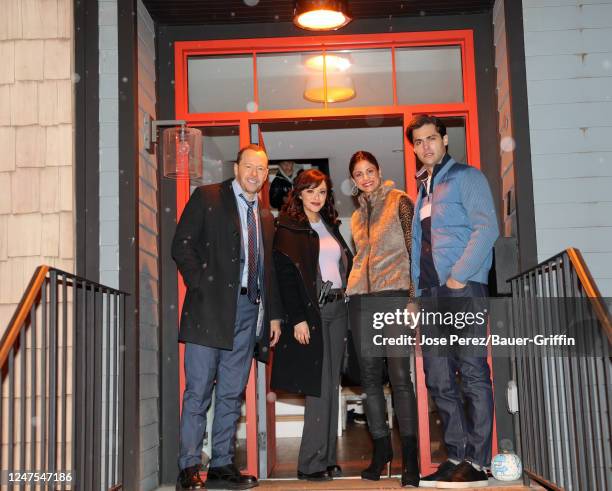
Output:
[{"xmin": 349, "ymin": 292, "xmax": 417, "ymax": 439}]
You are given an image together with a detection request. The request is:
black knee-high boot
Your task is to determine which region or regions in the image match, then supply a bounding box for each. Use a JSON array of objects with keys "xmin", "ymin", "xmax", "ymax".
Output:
[
  {"xmin": 401, "ymin": 435, "xmax": 420, "ymax": 487},
  {"xmin": 361, "ymin": 435, "xmax": 393, "ymax": 481}
]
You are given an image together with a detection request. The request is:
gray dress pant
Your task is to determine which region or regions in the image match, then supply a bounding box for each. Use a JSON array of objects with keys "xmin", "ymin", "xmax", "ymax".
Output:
[
  {"xmin": 298, "ymin": 298, "xmax": 348, "ymax": 474},
  {"xmin": 178, "ymin": 293, "xmax": 259, "ymax": 470}
]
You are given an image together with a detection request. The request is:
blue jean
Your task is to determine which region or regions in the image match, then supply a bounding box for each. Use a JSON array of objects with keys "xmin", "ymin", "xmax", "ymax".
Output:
[
  {"xmin": 178, "ymin": 294, "xmax": 258, "ymax": 470},
  {"xmin": 421, "ymin": 281, "xmax": 494, "ymax": 467}
]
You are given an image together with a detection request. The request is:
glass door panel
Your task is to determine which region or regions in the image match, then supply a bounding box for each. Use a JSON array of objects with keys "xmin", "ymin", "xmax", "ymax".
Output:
[
  {"xmin": 324, "ymin": 49, "xmax": 393, "ymax": 108},
  {"xmin": 396, "ymin": 46, "xmax": 464, "ymax": 104},
  {"xmin": 257, "ymin": 51, "xmax": 324, "ymax": 110},
  {"xmin": 190, "ymin": 126, "xmax": 240, "ymax": 189},
  {"xmin": 188, "ymin": 55, "xmax": 254, "ymax": 113}
]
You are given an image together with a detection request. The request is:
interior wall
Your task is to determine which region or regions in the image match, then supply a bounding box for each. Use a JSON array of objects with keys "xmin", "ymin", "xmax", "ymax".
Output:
[{"xmin": 263, "ymin": 124, "xmax": 406, "ymax": 223}]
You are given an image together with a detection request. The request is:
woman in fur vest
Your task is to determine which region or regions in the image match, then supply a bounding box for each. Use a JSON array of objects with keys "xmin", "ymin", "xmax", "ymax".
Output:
[
  {"xmin": 346, "ymin": 150, "xmax": 420, "ymax": 487},
  {"xmin": 271, "ymin": 169, "xmax": 353, "ymax": 482}
]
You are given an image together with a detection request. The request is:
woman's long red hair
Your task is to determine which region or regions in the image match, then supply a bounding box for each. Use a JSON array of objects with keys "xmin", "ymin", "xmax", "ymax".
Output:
[{"xmin": 282, "ymin": 169, "xmax": 339, "ymax": 225}]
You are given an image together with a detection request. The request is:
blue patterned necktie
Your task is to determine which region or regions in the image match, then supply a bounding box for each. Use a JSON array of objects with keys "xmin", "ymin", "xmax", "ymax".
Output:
[{"xmin": 240, "ymin": 194, "xmax": 259, "ymax": 303}]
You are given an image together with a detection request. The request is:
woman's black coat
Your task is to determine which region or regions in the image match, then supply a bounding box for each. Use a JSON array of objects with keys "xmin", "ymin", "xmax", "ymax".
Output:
[{"xmin": 270, "ymin": 213, "xmax": 353, "ymax": 397}]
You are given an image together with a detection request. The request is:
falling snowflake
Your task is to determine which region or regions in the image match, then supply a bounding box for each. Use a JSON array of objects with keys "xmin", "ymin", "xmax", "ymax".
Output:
[
  {"xmin": 500, "ymin": 136, "xmax": 516, "ymax": 153},
  {"xmin": 340, "ymin": 179, "xmax": 354, "ymax": 196}
]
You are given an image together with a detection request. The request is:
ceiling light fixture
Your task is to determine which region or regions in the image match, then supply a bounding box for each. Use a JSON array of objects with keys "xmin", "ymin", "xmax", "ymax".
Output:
[
  {"xmin": 294, "ymin": 0, "xmax": 352, "ymax": 31},
  {"xmin": 304, "ymin": 72, "xmax": 355, "ymax": 103},
  {"xmin": 304, "ymin": 53, "xmax": 352, "ymax": 72}
]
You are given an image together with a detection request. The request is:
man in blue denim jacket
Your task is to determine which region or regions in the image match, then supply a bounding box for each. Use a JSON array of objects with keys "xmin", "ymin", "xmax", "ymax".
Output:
[{"xmin": 407, "ymin": 115, "xmax": 499, "ymax": 488}]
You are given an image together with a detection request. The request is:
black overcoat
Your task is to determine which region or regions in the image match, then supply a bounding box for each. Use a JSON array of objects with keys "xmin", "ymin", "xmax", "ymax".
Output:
[
  {"xmin": 270, "ymin": 213, "xmax": 353, "ymax": 396},
  {"xmin": 171, "ymin": 179, "xmax": 283, "ymax": 362}
]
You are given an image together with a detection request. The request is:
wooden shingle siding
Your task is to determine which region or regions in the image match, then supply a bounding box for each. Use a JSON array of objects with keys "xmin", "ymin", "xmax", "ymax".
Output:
[{"xmin": 137, "ymin": 0, "xmax": 160, "ymax": 489}]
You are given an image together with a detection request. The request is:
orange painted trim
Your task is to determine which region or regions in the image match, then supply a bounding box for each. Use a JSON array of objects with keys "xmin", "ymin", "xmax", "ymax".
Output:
[
  {"xmin": 245, "ymin": 360, "xmax": 259, "ymax": 477},
  {"xmin": 176, "ymin": 178, "xmax": 190, "ymax": 416},
  {"xmin": 462, "ymin": 32, "xmax": 481, "ymax": 168},
  {"xmin": 0, "ymin": 265, "xmax": 49, "ymax": 368},
  {"xmin": 179, "ymin": 105, "xmax": 469, "ymax": 126},
  {"xmin": 239, "ymin": 118, "xmax": 251, "ymax": 148},
  {"xmin": 175, "ymin": 30, "xmax": 475, "ymax": 124},
  {"xmin": 173, "ymin": 28, "xmax": 487, "ymax": 477},
  {"xmin": 402, "ymin": 111, "xmax": 417, "ymax": 201},
  {"xmin": 175, "ymin": 30, "xmax": 474, "ymax": 55},
  {"xmin": 175, "ymin": 42, "xmax": 189, "ymax": 119},
  {"xmin": 391, "ymin": 47, "xmax": 398, "ymax": 107},
  {"xmin": 253, "ymin": 52, "xmax": 259, "ymax": 109},
  {"xmin": 414, "ymin": 334, "xmax": 434, "ymax": 475}
]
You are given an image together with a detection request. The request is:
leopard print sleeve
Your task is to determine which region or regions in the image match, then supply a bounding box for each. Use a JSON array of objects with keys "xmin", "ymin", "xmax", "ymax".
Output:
[{"xmin": 399, "ymin": 195, "xmax": 415, "ymax": 297}]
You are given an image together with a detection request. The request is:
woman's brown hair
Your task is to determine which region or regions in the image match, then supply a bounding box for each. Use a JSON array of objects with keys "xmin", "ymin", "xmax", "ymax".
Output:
[{"xmin": 282, "ymin": 169, "xmax": 339, "ymax": 225}]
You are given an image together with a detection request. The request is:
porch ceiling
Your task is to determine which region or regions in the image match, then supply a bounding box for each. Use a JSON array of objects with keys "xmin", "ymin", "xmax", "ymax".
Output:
[{"xmin": 142, "ymin": 0, "xmax": 495, "ymax": 26}]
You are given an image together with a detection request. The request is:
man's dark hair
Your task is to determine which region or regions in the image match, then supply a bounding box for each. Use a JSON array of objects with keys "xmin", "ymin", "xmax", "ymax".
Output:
[
  {"xmin": 405, "ymin": 115, "xmax": 447, "ymax": 144},
  {"xmin": 236, "ymin": 144, "xmax": 267, "ymax": 165}
]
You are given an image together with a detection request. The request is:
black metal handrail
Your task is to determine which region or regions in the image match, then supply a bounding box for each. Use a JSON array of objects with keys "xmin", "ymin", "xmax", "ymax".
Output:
[
  {"xmin": 509, "ymin": 248, "xmax": 611, "ymax": 490},
  {"xmin": 0, "ymin": 266, "xmax": 128, "ymax": 490}
]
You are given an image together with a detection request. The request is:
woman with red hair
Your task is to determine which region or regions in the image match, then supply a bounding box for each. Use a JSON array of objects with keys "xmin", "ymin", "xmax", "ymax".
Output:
[{"xmin": 271, "ymin": 169, "xmax": 352, "ymax": 481}]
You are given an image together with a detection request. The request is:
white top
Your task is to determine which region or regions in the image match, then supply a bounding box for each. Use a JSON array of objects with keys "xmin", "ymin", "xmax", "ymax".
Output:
[
  {"xmin": 420, "ymin": 176, "xmax": 432, "ymax": 221},
  {"xmin": 310, "ymin": 219, "xmax": 342, "ymax": 289}
]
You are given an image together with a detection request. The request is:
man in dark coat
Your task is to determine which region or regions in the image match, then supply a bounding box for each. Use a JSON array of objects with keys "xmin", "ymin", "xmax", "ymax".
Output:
[
  {"xmin": 268, "ymin": 160, "xmax": 295, "ymax": 209},
  {"xmin": 172, "ymin": 144, "xmax": 283, "ymax": 490}
]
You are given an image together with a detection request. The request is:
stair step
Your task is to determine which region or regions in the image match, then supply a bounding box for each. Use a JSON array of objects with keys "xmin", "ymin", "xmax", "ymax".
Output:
[
  {"xmin": 256, "ymin": 478, "xmax": 539, "ymax": 489},
  {"xmin": 156, "ymin": 478, "xmax": 540, "ymax": 490}
]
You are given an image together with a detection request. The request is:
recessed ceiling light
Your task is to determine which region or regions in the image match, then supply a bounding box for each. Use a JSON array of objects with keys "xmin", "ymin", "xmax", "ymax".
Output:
[{"xmin": 294, "ymin": 0, "xmax": 352, "ymax": 31}]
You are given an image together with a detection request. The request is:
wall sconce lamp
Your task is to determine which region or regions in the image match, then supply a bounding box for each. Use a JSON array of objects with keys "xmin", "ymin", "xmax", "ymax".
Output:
[
  {"xmin": 294, "ymin": 0, "xmax": 351, "ymax": 31},
  {"xmin": 144, "ymin": 114, "xmax": 203, "ymax": 180}
]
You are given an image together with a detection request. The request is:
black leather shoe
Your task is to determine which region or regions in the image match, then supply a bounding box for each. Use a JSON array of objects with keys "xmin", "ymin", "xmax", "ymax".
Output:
[
  {"xmin": 206, "ymin": 464, "xmax": 258, "ymax": 490},
  {"xmin": 327, "ymin": 465, "xmax": 342, "ymax": 478},
  {"xmin": 177, "ymin": 465, "xmax": 205, "ymax": 489},
  {"xmin": 418, "ymin": 460, "xmax": 457, "ymax": 488},
  {"xmin": 297, "ymin": 470, "xmax": 332, "ymax": 481},
  {"xmin": 436, "ymin": 460, "xmax": 488, "ymax": 488}
]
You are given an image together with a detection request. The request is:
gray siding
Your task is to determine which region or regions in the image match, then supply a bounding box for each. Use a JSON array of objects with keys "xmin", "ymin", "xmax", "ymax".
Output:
[
  {"xmin": 99, "ymin": 0, "xmax": 119, "ymax": 288},
  {"xmin": 523, "ymin": 0, "xmax": 612, "ymax": 295},
  {"xmin": 137, "ymin": 0, "xmax": 160, "ymax": 489}
]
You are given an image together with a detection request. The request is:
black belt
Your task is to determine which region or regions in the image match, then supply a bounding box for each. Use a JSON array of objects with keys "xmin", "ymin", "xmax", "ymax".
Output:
[
  {"xmin": 239, "ymin": 287, "xmax": 260, "ymax": 296},
  {"xmin": 323, "ymin": 289, "xmax": 345, "ymax": 303},
  {"xmin": 240, "ymin": 287, "xmax": 261, "ymax": 305}
]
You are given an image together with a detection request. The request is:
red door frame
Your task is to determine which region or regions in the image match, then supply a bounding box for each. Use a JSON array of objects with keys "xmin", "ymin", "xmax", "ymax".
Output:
[{"xmin": 173, "ymin": 30, "xmax": 496, "ymax": 478}]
